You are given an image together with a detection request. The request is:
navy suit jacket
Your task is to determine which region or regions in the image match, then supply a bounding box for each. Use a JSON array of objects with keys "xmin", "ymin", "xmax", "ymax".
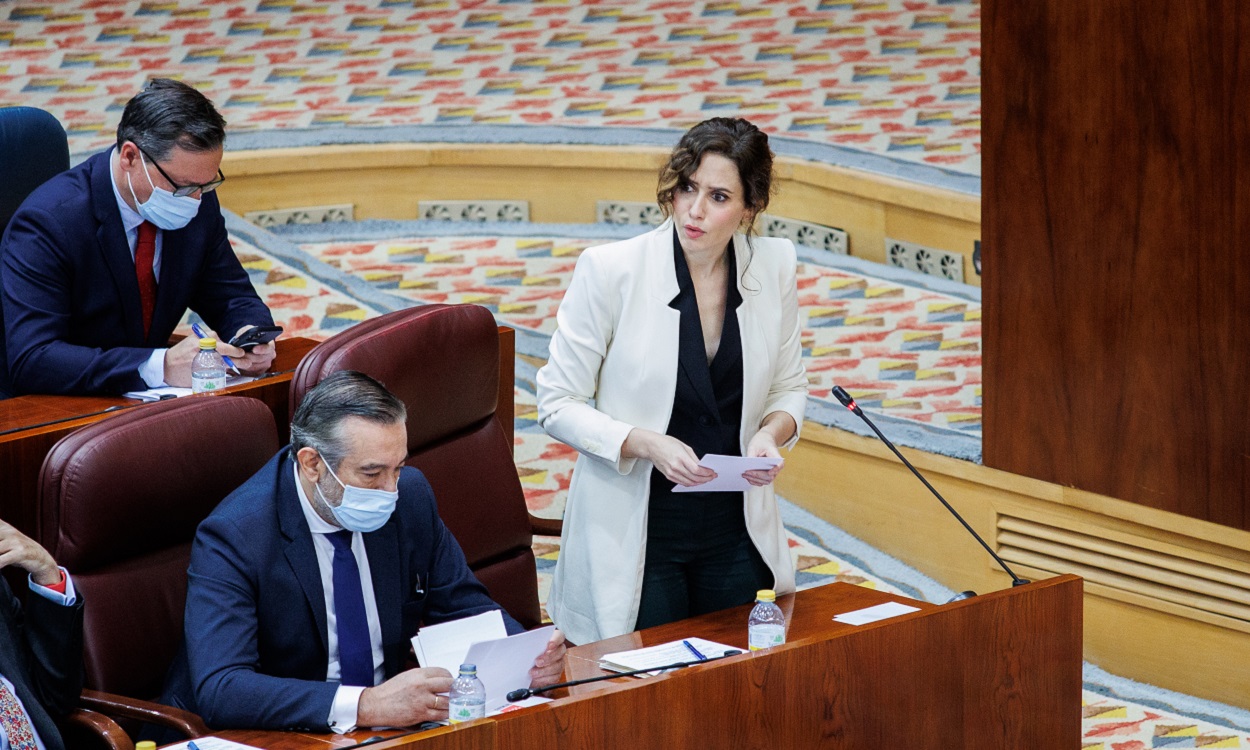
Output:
[
  {"xmin": 161, "ymin": 450, "xmax": 522, "ymax": 732},
  {"xmin": 0, "ymin": 578, "xmax": 85, "ymax": 750},
  {"xmin": 0, "ymin": 149, "xmax": 272, "ymax": 397}
]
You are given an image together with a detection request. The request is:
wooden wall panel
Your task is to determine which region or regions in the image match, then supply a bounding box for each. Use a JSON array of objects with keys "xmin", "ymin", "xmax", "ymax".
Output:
[{"xmin": 983, "ymin": 0, "xmax": 1250, "ymax": 530}]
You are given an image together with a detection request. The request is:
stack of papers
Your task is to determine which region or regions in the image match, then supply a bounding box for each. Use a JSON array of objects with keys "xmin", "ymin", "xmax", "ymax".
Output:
[
  {"xmin": 599, "ymin": 637, "xmax": 739, "ymax": 676},
  {"xmin": 411, "ymin": 611, "xmax": 556, "ymax": 712},
  {"xmin": 124, "ymin": 375, "xmax": 255, "ymax": 402},
  {"xmin": 168, "ymin": 738, "xmax": 262, "ymax": 750}
]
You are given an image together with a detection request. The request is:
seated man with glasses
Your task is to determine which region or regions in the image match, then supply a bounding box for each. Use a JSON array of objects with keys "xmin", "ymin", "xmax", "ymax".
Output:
[{"xmin": 0, "ymin": 78, "xmax": 275, "ymax": 397}]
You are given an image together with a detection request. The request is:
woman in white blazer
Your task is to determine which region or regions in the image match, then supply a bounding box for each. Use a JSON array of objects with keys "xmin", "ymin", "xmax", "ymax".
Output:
[{"xmin": 536, "ymin": 118, "xmax": 808, "ymax": 645}]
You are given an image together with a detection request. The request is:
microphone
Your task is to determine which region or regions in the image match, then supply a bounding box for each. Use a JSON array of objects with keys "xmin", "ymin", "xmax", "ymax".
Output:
[
  {"xmin": 506, "ymin": 650, "xmax": 743, "ymax": 702},
  {"xmin": 831, "ymin": 385, "xmax": 1029, "ymax": 600}
]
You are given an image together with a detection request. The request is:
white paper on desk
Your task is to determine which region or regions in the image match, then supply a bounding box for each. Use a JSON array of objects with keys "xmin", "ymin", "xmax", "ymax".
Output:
[
  {"xmin": 672, "ymin": 454, "xmax": 783, "ymax": 493},
  {"xmin": 168, "ymin": 737, "xmax": 263, "ymax": 749},
  {"xmin": 833, "ymin": 601, "xmax": 920, "ymax": 626},
  {"xmin": 599, "ymin": 637, "xmax": 739, "ymax": 676},
  {"xmin": 464, "ymin": 624, "xmax": 556, "ymax": 712},
  {"xmin": 124, "ymin": 375, "xmax": 255, "ymax": 402},
  {"xmin": 412, "ymin": 610, "xmax": 507, "ymax": 673}
]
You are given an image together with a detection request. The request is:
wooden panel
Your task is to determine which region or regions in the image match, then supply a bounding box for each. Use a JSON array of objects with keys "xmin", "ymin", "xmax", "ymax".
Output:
[
  {"xmin": 220, "ymin": 143, "xmax": 982, "ymax": 286},
  {"xmin": 776, "ymin": 420, "xmax": 1250, "ymax": 709},
  {"xmin": 493, "ymin": 579, "xmax": 1081, "ymax": 750},
  {"xmin": 983, "ymin": 0, "xmax": 1250, "ymax": 529}
]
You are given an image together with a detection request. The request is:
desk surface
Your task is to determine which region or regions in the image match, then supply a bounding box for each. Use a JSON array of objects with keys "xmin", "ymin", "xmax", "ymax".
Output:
[{"xmin": 184, "ymin": 582, "xmax": 928, "ymax": 749}]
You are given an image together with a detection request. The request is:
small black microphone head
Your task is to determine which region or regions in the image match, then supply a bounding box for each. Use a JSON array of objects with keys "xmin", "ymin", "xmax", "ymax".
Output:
[
  {"xmin": 831, "ymin": 385, "xmax": 860, "ymax": 413},
  {"xmin": 506, "ymin": 688, "xmax": 532, "ymax": 702}
]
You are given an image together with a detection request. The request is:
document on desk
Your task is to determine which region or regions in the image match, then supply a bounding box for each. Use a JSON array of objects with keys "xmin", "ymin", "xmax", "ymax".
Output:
[
  {"xmin": 166, "ymin": 737, "xmax": 262, "ymax": 749},
  {"xmin": 599, "ymin": 637, "xmax": 738, "ymax": 676},
  {"xmin": 833, "ymin": 601, "xmax": 920, "ymax": 626},
  {"xmin": 124, "ymin": 375, "xmax": 255, "ymax": 402},
  {"xmin": 411, "ymin": 611, "xmax": 557, "ymax": 711},
  {"xmin": 672, "ymin": 454, "xmax": 783, "ymax": 493}
]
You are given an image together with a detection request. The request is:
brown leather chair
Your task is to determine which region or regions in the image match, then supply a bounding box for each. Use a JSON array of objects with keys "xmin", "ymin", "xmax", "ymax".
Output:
[
  {"xmin": 289, "ymin": 303, "xmax": 544, "ymax": 629},
  {"xmin": 37, "ymin": 396, "xmax": 279, "ymax": 748}
]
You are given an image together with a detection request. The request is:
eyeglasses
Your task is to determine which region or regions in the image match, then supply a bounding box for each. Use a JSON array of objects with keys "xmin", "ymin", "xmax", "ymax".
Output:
[{"xmin": 135, "ymin": 145, "xmax": 226, "ymax": 198}]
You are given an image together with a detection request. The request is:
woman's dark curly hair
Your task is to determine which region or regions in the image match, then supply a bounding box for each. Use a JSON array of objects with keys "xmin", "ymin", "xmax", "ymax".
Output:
[{"xmin": 656, "ymin": 117, "xmax": 774, "ymax": 236}]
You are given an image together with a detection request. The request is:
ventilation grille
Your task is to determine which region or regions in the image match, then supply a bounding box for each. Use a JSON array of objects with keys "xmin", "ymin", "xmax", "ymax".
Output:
[{"xmin": 997, "ymin": 515, "xmax": 1250, "ymax": 624}]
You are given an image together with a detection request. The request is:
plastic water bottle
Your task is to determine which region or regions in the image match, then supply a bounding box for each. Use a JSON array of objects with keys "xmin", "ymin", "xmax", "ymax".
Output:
[
  {"xmin": 748, "ymin": 589, "xmax": 786, "ymax": 651},
  {"xmin": 191, "ymin": 337, "xmax": 227, "ymax": 394},
  {"xmin": 448, "ymin": 663, "xmax": 486, "ymax": 724}
]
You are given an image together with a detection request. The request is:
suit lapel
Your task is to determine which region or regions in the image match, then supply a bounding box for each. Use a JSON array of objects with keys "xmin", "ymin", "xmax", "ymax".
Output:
[
  {"xmin": 277, "ymin": 460, "xmax": 330, "ymax": 659},
  {"xmin": 89, "ymin": 151, "xmax": 147, "ymax": 343},
  {"xmin": 734, "ymin": 233, "xmax": 767, "ymax": 450},
  {"xmin": 363, "ymin": 520, "xmax": 402, "ymax": 674},
  {"xmin": 671, "ymin": 242, "xmax": 721, "ymax": 420}
]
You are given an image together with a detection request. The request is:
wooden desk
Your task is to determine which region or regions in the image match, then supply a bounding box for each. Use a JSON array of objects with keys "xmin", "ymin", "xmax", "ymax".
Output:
[
  {"xmin": 0, "ymin": 336, "xmax": 319, "ymax": 540},
  {"xmin": 190, "ymin": 576, "xmax": 1083, "ymax": 749}
]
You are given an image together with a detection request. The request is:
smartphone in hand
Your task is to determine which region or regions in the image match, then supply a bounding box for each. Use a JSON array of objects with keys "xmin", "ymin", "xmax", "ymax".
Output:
[{"xmin": 228, "ymin": 325, "xmax": 283, "ymax": 350}]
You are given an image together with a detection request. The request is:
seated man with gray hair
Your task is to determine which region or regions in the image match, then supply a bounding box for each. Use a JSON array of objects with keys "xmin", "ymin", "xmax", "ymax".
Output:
[{"xmin": 160, "ymin": 370, "xmax": 565, "ymax": 733}]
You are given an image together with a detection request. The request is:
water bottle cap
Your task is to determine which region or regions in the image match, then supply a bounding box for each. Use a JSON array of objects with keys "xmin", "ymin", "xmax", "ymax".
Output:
[
  {"xmin": 459, "ymin": 663, "xmax": 477, "ymax": 674},
  {"xmin": 198, "ymin": 337, "xmax": 217, "ymax": 349},
  {"xmin": 756, "ymin": 589, "xmax": 776, "ymax": 602},
  {"xmin": 135, "ymin": 743, "xmax": 158, "ymax": 750}
]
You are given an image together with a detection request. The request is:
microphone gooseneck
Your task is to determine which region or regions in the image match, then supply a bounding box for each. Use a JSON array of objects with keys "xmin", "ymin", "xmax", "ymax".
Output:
[
  {"xmin": 831, "ymin": 385, "xmax": 1030, "ymax": 596},
  {"xmin": 506, "ymin": 650, "xmax": 743, "ymax": 702}
]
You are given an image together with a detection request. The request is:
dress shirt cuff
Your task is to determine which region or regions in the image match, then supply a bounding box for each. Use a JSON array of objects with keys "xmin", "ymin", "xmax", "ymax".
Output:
[
  {"xmin": 139, "ymin": 348, "xmax": 167, "ymax": 387},
  {"xmin": 328, "ymin": 685, "xmax": 366, "ymax": 734},
  {"xmin": 28, "ymin": 567, "xmax": 76, "ymax": 606}
]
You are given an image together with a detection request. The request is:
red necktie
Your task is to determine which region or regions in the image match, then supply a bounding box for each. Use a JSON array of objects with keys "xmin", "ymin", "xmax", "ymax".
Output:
[
  {"xmin": 0, "ymin": 678, "xmax": 39, "ymax": 750},
  {"xmin": 135, "ymin": 221, "xmax": 158, "ymax": 338}
]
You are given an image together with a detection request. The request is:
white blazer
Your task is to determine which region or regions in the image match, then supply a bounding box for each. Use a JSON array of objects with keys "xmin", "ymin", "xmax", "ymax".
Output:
[{"xmin": 536, "ymin": 219, "xmax": 808, "ymax": 645}]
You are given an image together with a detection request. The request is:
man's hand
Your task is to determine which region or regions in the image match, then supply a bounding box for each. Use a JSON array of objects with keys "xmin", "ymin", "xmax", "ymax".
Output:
[
  {"xmin": 357, "ymin": 667, "xmax": 453, "ymax": 728},
  {"xmin": 224, "ymin": 325, "xmax": 277, "ymax": 376},
  {"xmin": 162, "ymin": 332, "xmax": 206, "ymax": 387},
  {"xmin": 529, "ymin": 629, "xmax": 567, "ymax": 688},
  {"xmin": 0, "ymin": 518, "xmax": 60, "ymax": 586}
]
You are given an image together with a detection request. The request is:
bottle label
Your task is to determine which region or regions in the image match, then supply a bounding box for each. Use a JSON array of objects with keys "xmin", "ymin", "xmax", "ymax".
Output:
[
  {"xmin": 448, "ymin": 699, "xmax": 486, "ymax": 724},
  {"xmin": 748, "ymin": 624, "xmax": 786, "ymax": 651},
  {"xmin": 192, "ymin": 372, "xmax": 226, "ymax": 393}
]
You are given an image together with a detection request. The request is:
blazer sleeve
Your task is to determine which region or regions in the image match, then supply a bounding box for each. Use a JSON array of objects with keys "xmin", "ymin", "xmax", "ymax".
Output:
[
  {"xmin": 2, "ymin": 205, "xmax": 153, "ymax": 395},
  {"xmin": 3, "ymin": 580, "xmax": 85, "ymax": 719},
  {"xmin": 186, "ymin": 198, "xmax": 274, "ymax": 341},
  {"xmin": 763, "ymin": 241, "xmax": 808, "ymax": 449},
  {"xmin": 184, "ymin": 514, "xmax": 339, "ymax": 731},
  {"xmin": 536, "ymin": 247, "xmax": 639, "ymax": 474}
]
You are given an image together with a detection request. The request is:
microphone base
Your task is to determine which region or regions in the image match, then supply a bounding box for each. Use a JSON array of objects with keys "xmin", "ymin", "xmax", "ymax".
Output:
[{"xmin": 945, "ymin": 590, "xmax": 977, "ymax": 603}]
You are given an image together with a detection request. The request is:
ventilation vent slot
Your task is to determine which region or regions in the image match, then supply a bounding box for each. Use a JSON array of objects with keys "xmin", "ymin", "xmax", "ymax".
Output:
[{"xmin": 997, "ymin": 515, "xmax": 1250, "ymax": 624}]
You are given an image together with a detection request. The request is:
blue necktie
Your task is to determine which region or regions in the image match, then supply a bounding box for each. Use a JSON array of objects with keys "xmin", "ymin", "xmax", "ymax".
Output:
[{"xmin": 327, "ymin": 530, "xmax": 373, "ymax": 687}]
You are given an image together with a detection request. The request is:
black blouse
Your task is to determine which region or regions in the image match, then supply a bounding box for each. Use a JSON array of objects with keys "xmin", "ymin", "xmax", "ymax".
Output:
[{"xmin": 649, "ymin": 229, "xmax": 745, "ymax": 500}]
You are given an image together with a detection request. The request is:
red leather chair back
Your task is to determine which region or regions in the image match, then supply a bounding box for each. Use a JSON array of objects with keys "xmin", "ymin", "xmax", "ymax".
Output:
[
  {"xmin": 37, "ymin": 396, "xmax": 279, "ymax": 700},
  {"xmin": 290, "ymin": 304, "xmax": 541, "ymax": 629}
]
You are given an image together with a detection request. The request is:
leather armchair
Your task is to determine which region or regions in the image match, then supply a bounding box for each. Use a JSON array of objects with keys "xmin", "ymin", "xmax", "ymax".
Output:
[
  {"xmin": 290, "ymin": 304, "xmax": 545, "ymax": 629},
  {"xmin": 37, "ymin": 396, "xmax": 280, "ymax": 748},
  {"xmin": 0, "ymin": 106, "xmax": 69, "ymax": 233}
]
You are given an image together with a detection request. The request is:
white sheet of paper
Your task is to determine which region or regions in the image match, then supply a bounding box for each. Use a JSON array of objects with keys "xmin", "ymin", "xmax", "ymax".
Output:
[
  {"xmin": 672, "ymin": 454, "xmax": 783, "ymax": 493},
  {"xmin": 169, "ymin": 737, "xmax": 263, "ymax": 749},
  {"xmin": 464, "ymin": 624, "xmax": 557, "ymax": 712},
  {"xmin": 833, "ymin": 601, "xmax": 920, "ymax": 626},
  {"xmin": 124, "ymin": 375, "xmax": 255, "ymax": 402},
  {"xmin": 411, "ymin": 610, "xmax": 507, "ymax": 673}
]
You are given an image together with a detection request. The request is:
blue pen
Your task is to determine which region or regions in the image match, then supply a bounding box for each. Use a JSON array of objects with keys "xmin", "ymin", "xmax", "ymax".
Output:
[
  {"xmin": 191, "ymin": 322, "xmax": 238, "ymax": 373},
  {"xmin": 683, "ymin": 639, "xmax": 707, "ymax": 661},
  {"xmin": 187, "ymin": 742, "xmax": 201, "ymax": 750}
]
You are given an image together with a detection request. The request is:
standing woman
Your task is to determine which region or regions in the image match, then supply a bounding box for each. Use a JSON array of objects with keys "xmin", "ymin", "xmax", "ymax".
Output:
[{"xmin": 537, "ymin": 117, "xmax": 807, "ymax": 644}]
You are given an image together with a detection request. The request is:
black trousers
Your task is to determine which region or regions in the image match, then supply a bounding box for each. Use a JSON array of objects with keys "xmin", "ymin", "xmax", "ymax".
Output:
[{"xmin": 634, "ymin": 489, "xmax": 773, "ymax": 631}]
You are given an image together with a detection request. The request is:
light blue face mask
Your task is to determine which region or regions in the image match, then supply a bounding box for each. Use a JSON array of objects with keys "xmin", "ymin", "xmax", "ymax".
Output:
[
  {"xmin": 316, "ymin": 454, "xmax": 399, "ymax": 533},
  {"xmin": 126, "ymin": 151, "xmax": 202, "ymax": 231}
]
